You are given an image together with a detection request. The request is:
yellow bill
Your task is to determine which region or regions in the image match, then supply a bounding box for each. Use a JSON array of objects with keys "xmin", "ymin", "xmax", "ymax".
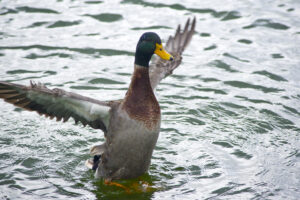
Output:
[{"xmin": 154, "ymin": 43, "xmax": 174, "ymax": 61}]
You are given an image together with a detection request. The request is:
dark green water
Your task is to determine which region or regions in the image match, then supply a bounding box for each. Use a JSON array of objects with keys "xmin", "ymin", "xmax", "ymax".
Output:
[{"xmin": 0, "ymin": 0, "xmax": 300, "ymax": 199}]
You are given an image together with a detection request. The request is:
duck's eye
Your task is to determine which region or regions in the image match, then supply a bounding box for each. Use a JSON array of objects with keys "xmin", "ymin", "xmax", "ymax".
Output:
[{"xmin": 160, "ymin": 48, "xmax": 162, "ymax": 51}]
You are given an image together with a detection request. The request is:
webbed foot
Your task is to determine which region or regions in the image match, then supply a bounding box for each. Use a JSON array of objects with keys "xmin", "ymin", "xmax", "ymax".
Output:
[
  {"xmin": 104, "ymin": 179, "xmax": 131, "ymax": 193},
  {"xmin": 103, "ymin": 179, "xmax": 156, "ymax": 193}
]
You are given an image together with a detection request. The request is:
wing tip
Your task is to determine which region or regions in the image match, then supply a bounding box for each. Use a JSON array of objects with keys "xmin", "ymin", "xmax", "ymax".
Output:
[{"xmin": 191, "ymin": 16, "xmax": 196, "ymax": 32}]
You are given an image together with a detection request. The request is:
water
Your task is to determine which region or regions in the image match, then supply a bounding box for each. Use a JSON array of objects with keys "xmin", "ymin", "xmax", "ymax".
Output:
[{"xmin": 0, "ymin": 0, "xmax": 300, "ymax": 199}]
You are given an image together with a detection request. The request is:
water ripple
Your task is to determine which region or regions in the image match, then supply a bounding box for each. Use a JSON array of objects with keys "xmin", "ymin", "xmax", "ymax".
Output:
[
  {"xmin": 209, "ymin": 60, "xmax": 239, "ymax": 73},
  {"xmin": 0, "ymin": 6, "xmax": 59, "ymax": 15},
  {"xmin": 25, "ymin": 21, "xmax": 49, "ymax": 28},
  {"xmin": 221, "ymin": 11, "xmax": 242, "ymax": 21},
  {"xmin": 84, "ymin": 1, "xmax": 103, "ymax": 4},
  {"xmin": 223, "ymin": 53, "xmax": 250, "ymax": 63},
  {"xmin": 122, "ymin": 0, "xmax": 240, "ymax": 20},
  {"xmin": 88, "ymin": 78, "xmax": 125, "ymax": 85},
  {"xmin": 235, "ymin": 95, "xmax": 273, "ymax": 105},
  {"xmin": 0, "ymin": 45, "xmax": 134, "ymax": 57},
  {"xmin": 243, "ymin": 19, "xmax": 290, "ymax": 30},
  {"xmin": 237, "ymin": 39, "xmax": 252, "ymax": 44},
  {"xmin": 84, "ymin": 13, "xmax": 123, "ymax": 22},
  {"xmin": 47, "ymin": 20, "xmax": 82, "ymax": 28},
  {"xmin": 131, "ymin": 25, "xmax": 171, "ymax": 30},
  {"xmin": 252, "ymin": 70, "xmax": 287, "ymax": 82},
  {"xmin": 224, "ymin": 81, "xmax": 284, "ymax": 93},
  {"xmin": 25, "ymin": 53, "xmax": 72, "ymax": 59},
  {"xmin": 16, "ymin": 6, "xmax": 59, "ymax": 14}
]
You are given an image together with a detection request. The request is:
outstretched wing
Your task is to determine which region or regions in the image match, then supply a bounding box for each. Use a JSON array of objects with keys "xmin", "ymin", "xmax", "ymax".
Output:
[
  {"xmin": 0, "ymin": 81, "xmax": 111, "ymax": 133},
  {"xmin": 149, "ymin": 17, "xmax": 196, "ymax": 90}
]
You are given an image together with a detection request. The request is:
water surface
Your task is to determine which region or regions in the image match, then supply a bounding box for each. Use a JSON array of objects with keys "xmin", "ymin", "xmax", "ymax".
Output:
[{"xmin": 0, "ymin": 0, "xmax": 300, "ymax": 199}]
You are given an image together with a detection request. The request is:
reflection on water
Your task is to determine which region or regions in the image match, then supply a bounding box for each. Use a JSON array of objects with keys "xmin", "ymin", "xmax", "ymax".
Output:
[{"xmin": 0, "ymin": 0, "xmax": 300, "ymax": 199}]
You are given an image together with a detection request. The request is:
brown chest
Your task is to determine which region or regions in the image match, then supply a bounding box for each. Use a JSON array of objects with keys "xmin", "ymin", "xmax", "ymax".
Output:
[{"xmin": 122, "ymin": 66, "xmax": 161, "ymax": 130}]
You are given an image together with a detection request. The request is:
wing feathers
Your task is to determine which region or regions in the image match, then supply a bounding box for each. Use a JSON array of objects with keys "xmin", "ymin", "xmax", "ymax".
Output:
[
  {"xmin": 0, "ymin": 81, "xmax": 111, "ymax": 133},
  {"xmin": 149, "ymin": 17, "xmax": 196, "ymax": 90},
  {"xmin": 0, "ymin": 18, "xmax": 196, "ymax": 132}
]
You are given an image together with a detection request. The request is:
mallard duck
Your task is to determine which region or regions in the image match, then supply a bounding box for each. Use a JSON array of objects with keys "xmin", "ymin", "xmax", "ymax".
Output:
[{"xmin": 0, "ymin": 18, "xmax": 196, "ymax": 180}]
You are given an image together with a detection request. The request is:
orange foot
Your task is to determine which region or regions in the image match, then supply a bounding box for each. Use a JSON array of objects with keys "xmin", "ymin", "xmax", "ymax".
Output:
[
  {"xmin": 104, "ymin": 179, "xmax": 131, "ymax": 193},
  {"xmin": 104, "ymin": 179, "xmax": 156, "ymax": 193}
]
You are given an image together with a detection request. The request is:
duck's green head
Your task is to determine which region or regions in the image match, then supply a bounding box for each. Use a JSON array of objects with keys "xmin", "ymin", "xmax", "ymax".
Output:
[{"xmin": 135, "ymin": 32, "xmax": 173, "ymax": 67}]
